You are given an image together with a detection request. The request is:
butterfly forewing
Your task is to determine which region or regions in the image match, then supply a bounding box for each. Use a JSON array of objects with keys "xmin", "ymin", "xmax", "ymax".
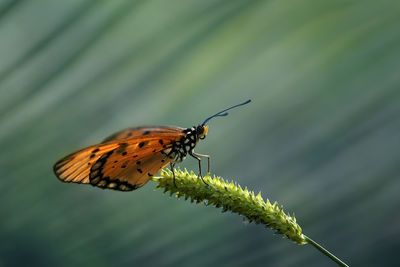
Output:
[
  {"xmin": 54, "ymin": 143, "xmax": 120, "ymax": 184},
  {"xmin": 54, "ymin": 127, "xmax": 185, "ymax": 191},
  {"xmin": 101, "ymin": 126, "xmax": 185, "ymax": 143}
]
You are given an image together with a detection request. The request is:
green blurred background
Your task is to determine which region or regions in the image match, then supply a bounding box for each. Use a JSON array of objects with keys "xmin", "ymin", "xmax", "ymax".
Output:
[{"xmin": 1, "ymin": 0, "xmax": 399, "ymax": 266}]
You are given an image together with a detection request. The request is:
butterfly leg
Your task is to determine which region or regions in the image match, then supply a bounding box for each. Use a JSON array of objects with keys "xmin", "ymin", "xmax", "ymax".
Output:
[
  {"xmin": 189, "ymin": 151, "xmax": 210, "ymax": 186},
  {"xmin": 170, "ymin": 163, "xmax": 177, "ymax": 188},
  {"xmin": 193, "ymin": 152, "xmax": 210, "ymax": 174}
]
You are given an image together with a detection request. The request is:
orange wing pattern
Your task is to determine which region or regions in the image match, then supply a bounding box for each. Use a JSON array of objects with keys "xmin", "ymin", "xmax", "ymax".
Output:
[
  {"xmin": 54, "ymin": 127, "xmax": 185, "ymax": 191},
  {"xmin": 53, "ymin": 142, "xmax": 119, "ymax": 184}
]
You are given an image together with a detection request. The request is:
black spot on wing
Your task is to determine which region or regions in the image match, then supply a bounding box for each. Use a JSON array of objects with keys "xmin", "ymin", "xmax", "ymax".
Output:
[
  {"xmin": 138, "ymin": 141, "xmax": 148, "ymax": 148},
  {"xmin": 121, "ymin": 160, "xmax": 129, "ymax": 168}
]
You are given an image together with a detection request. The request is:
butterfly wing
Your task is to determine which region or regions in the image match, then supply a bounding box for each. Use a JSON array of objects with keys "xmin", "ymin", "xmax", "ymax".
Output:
[
  {"xmin": 102, "ymin": 126, "xmax": 184, "ymax": 143},
  {"xmin": 53, "ymin": 142, "xmax": 120, "ymax": 185},
  {"xmin": 92, "ymin": 137, "xmax": 178, "ymax": 191},
  {"xmin": 54, "ymin": 127, "xmax": 185, "ymax": 191}
]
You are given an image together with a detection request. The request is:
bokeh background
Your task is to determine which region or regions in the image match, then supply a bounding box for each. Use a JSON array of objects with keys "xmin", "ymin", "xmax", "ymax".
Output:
[{"xmin": 1, "ymin": 0, "xmax": 399, "ymax": 266}]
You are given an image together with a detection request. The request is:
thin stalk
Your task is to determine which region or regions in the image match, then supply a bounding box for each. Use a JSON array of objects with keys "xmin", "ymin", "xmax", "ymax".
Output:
[{"xmin": 304, "ymin": 235, "xmax": 349, "ymax": 267}]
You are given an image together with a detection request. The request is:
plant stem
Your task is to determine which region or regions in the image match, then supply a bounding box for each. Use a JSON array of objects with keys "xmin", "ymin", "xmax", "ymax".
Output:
[{"xmin": 304, "ymin": 235, "xmax": 349, "ymax": 267}]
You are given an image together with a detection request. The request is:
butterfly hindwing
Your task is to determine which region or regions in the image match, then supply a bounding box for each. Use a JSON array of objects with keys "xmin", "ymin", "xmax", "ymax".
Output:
[{"xmin": 91, "ymin": 137, "xmax": 179, "ymax": 190}]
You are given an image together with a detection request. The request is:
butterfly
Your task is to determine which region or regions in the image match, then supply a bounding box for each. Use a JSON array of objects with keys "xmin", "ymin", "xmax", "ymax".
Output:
[{"xmin": 53, "ymin": 100, "xmax": 251, "ymax": 191}]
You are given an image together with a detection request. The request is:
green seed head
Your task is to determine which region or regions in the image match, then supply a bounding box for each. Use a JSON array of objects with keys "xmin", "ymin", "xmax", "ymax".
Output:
[{"xmin": 152, "ymin": 168, "xmax": 306, "ymax": 245}]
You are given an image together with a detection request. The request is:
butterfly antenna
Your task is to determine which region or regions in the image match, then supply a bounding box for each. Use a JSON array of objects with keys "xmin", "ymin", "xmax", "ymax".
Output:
[{"xmin": 202, "ymin": 99, "xmax": 251, "ymax": 126}]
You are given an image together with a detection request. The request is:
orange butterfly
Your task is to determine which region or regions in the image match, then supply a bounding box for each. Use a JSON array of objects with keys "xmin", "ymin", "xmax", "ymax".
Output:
[{"xmin": 53, "ymin": 100, "xmax": 251, "ymax": 191}]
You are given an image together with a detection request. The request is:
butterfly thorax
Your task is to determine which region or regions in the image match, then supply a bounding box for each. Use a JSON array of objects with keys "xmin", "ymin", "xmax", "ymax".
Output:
[{"xmin": 168, "ymin": 126, "xmax": 205, "ymax": 163}]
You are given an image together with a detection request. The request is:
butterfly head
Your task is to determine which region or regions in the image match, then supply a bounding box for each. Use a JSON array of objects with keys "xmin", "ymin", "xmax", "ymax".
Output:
[{"xmin": 197, "ymin": 125, "xmax": 208, "ymax": 140}]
